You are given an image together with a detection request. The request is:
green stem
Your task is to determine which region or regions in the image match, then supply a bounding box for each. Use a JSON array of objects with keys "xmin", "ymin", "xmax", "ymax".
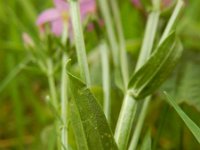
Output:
[
  {"xmin": 100, "ymin": 41, "xmax": 111, "ymax": 122},
  {"xmin": 159, "ymin": 0, "xmax": 184, "ymax": 45},
  {"xmin": 114, "ymin": 91, "xmax": 137, "ymax": 150},
  {"xmin": 69, "ymin": 0, "xmax": 91, "ymax": 86},
  {"xmin": 135, "ymin": 11, "xmax": 160, "ymax": 71},
  {"xmin": 47, "ymin": 58, "xmax": 58, "ymax": 111},
  {"xmin": 115, "ymin": 6, "xmax": 160, "ymax": 150},
  {"xmin": 97, "ymin": 0, "xmax": 119, "ymax": 70},
  {"xmin": 128, "ymin": 1, "xmax": 184, "ymax": 149},
  {"xmin": 47, "ymin": 58, "xmax": 60, "ymax": 149},
  {"xmin": 110, "ymin": 0, "xmax": 129, "ymax": 88},
  {"xmin": 128, "ymin": 97, "xmax": 150, "ymax": 150},
  {"xmin": 61, "ymin": 53, "xmax": 68, "ymax": 150}
]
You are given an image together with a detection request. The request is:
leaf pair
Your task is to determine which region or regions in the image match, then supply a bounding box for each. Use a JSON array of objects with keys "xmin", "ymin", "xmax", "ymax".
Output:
[{"xmin": 128, "ymin": 32, "xmax": 183, "ymax": 100}]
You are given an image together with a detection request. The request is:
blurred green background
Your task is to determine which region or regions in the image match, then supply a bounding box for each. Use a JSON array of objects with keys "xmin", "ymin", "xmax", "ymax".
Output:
[{"xmin": 0, "ymin": 0, "xmax": 200, "ymax": 149}]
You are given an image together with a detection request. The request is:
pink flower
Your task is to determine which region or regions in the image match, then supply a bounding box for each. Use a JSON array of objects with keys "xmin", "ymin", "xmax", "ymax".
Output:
[{"xmin": 36, "ymin": 0, "xmax": 96, "ymax": 36}]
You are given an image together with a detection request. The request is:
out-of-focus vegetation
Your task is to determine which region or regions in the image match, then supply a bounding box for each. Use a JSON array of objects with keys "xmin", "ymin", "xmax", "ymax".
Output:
[{"xmin": 0, "ymin": 0, "xmax": 200, "ymax": 149}]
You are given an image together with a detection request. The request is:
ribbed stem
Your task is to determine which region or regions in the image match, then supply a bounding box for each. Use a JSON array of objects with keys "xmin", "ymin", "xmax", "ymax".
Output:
[
  {"xmin": 115, "ymin": 3, "xmax": 160, "ymax": 149},
  {"xmin": 47, "ymin": 59, "xmax": 58, "ymax": 109},
  {"xmin": 100, "ymin": 41, "xmax": 111, "ymax": 122},
  {"xmin": 69, "ymin": 0, "xmax": 91, "ymax": 86},
  {"xmin": 110, "ymin": 0, "xmax": 129, "ymax": 88},
  {"xmin": 61, "ymin": 53, "xmax": 68, "ymax": 150},
  {"xmin": 114, "ymin": 91, "xmax": 137, "ymax": 150},
  {"xmin": 159, "ymin": 0, "xmax": 184, "ymax": 45},
  {"xmin": 97, "ymin": 0, "xmax": 119, "ymax": 69},
  {"xmin": 128, "ymin": 97, "xmax": 150, "ymax": 150}
]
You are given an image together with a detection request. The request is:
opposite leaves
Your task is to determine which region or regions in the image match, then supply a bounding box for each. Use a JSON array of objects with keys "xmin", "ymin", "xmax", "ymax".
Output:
[
  {"xmin": 68, "ymin": 73, "xmax": 118, "ymax": 150},
  {"xmin": 128, "ymin": 32, "xmax": 183, "ymax": 100}
]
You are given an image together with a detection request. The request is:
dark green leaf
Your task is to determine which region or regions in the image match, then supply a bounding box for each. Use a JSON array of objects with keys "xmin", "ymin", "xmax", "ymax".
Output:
[
  {"xmin": 68, "ymin": 73, "xmax": 118, "ymax": 150},
  {"xmin": 164, "ymin": 92, "xmax": 200, "ymax": 144},
  {"xmin": 128, "ymin": 32, "xmax": 183, "ymax": 100}
]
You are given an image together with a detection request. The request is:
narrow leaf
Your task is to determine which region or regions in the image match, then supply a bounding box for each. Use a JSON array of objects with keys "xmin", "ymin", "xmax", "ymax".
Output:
[
  {"xmin": 68, "ymin": 73, "xmax": 118, "ymax": 150},
  {"xmin": 128, "ymin": 32, "xmax": 183, "ymax": 99},
  {"xmin": 164, "ymin": 92, "xmax": 200, "ymax": 144}
]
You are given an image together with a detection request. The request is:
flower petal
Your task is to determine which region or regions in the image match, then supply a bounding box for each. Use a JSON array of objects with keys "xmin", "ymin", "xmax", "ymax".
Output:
[
  {"xmin": 80, "ymin": 0, "xmax": 96, "ymax": 18},
  {"xmin": 51, "ymin": 19, "xmax": 63, "ymax": 36},
  {"xmin": 54, "ymin": 0, "xmax": 69, "ymax": 11},
  {"xmin": 36, "ymin": 8, "xmax": 60, "ymax": 26}
]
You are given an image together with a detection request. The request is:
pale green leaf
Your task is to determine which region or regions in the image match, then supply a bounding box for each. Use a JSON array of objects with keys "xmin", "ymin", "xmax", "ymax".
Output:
[{"xmin": 164, "ymin": 92, "xmax": 200, "ymax": 144}]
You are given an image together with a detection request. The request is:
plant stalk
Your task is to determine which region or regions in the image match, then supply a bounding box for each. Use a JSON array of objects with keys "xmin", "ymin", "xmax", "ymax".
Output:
[
  {"xmin": 110, "ymin": 0, "xmax": 129, "ymax": 88},
  {"xmin": 97, "ymin": 0, "xmax": 119, "ymax": 66},
  {"xmin": 115, "ymin": 3, "xmax": 160, "ymax": 150},
  {"xmin": 61, "ymin": 52, "xmax": 68, "ymax": 150},
  {"xmin": 114, "ymin": 91, "xmax": 137, "ymax": 150},
  {"xmin": 47, "ymin": 58, "xmax": 58, "ymax": 109},
  {"xmin": 100, "ymin": 41, "xmax": 111, "ymax": 122},
  {"xmin": 128, "ymin": 97, "xmax": 151, "ymax": 150},
  {"xmin": 69, "ymin": 0, "xmax": 91, "ymax": 86},
  {"xmin": 128, "ymin": 0, "xmax": 184, "ymax": 149}
]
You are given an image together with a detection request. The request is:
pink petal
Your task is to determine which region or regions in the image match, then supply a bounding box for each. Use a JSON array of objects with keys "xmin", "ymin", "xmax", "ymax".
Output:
[
  {"xmin": 80, "ymin": 0, "xmax": 96, "ymax": 19},
  {"xmin": 54, "ymin": 0, "xmax": 69, "ymax": 11},
  {"xmin": 51, "ymin": 19, "xmax": 63, "ymax": 36},
  {"xmin": 36, "ymin": 8, "xmax": 60, "ymax": 26}
]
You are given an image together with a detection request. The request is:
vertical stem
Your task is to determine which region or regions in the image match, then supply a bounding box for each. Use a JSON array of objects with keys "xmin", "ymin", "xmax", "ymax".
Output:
[
  {"xmin": 47, "ymin": 58, "xmax": 58, "ymax": 109},
  {"xmin": 114, "ymin": 91, "xmax": 137, "ymax": 150},
  {"xmin": 128, "ymin": 97, "xmax": 150, "ymax": 150},
  {"xmin": 115, "ymin": 2, "xmax": 160, "ymax": 149},
  {"xmin": 100, "ymin": 41, "xmax": 111, "ymax": 122},
  {"xmin": 61, "ymin": 53, "xmax": 68, "ymax": 150},
  {"xmin": 97, "ymin": 0, "xmax": 119, "ymax": 70},
  {"xmin": 110, "ymin": 0, "xmax": 129, "ymax": 87},
  {"xmin": 159, "ymin": 0, "xmax": 184, "ymax": 45},
  {"xmin": 128, "ymin": 1, "xmax": 184, "ymax": 149},
  {"xmin": 47, "ymin": 58, "xmax": 60, "ymax": 149},
  {"xmin": 135, "ymin": 11, "xmax": 160, "ymax": 71},
  {"xmin": 69, "ymin": 0, "xmax": 91, "ymax": 86}
]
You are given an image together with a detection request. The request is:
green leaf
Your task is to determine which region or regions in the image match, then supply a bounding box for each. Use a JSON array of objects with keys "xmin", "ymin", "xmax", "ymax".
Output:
[
  {"xmin": 128, "ymin": 32, "xmax": 183, "ymax": 100},
  {"xmin": 68, "ymin": 73, "xmax": 118, "ymax": 150},
  {"xmin": 141, "ymin": 130, "xmax": 151, "ymax": 150},
  {"xmin": 164, "ymin": 92, "xmax": 200, "ymax": 144}
]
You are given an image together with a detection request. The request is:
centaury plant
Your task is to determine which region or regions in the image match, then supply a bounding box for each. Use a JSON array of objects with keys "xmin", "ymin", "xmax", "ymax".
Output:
[{"xmin": 1, "ymin": 0, "xmax": 200, "ymax": 149}]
